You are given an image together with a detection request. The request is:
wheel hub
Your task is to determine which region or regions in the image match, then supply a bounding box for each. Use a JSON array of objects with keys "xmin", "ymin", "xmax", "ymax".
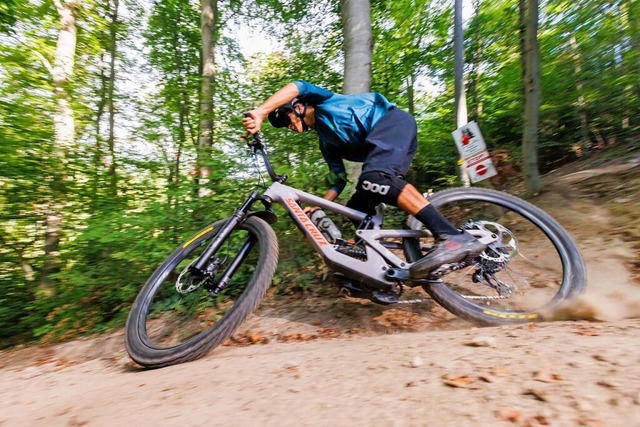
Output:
[{"xmin": 176, "ymin": 258, "xmax": 222, "ymax": 294}]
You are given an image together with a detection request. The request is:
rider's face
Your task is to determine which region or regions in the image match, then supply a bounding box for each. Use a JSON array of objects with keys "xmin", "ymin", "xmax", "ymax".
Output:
[{"xmin": 287, "ymin": 111, "xmax": 304, "ymax": 133}]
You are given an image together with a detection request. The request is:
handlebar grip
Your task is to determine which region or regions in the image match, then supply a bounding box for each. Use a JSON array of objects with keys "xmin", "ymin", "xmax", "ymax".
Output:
[{"xmin": 241, "ymin": 112, "xmax": 262, "ymax": 147}]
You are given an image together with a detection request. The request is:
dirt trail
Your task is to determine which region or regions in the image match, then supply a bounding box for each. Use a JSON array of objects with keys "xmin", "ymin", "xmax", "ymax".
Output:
[{"xmin": 1, "ymin": 146, "xmax": 639, "ymax": 427}]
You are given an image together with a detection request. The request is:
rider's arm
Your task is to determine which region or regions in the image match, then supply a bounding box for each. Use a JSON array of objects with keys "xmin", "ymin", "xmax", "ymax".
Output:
[
  {"xmin": 294, "ymin": 80, "xmax": 334, "ymax": 104},
  {"xmin": 303, "ymin": 188, "xmax": 339, "ymax": 216},
  {"xmin": 302, "ymin": 147, "xmax": 344, "ymax": 215},
  {"xmin": 244, "ymin": 81, "xmax": 335, "ymax": 134},
  {"xmin": 321, "ymin": 149, "xmax": 348, "ymax": 196},
  {"xmin": 243, "ymin": 83, "xmax": 300, "ymax": 134},
  {"xmin": 323, "ymin": 189, "xmax": 339, "ymax": 201}
]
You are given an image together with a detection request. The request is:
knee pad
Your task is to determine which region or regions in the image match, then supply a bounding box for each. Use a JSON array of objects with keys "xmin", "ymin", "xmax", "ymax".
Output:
[{"xmin": 356, "ymin": 171, "xmax": 407, "ymax": 206}]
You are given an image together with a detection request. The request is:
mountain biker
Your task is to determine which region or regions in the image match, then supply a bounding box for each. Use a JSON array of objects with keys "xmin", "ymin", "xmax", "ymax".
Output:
[{"xmin": 242, "ymin": 80, "xmax": 486, "ymax": 278}]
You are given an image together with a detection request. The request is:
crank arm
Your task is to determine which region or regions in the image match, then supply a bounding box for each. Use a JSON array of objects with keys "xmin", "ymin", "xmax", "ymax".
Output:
[{"xmin": 385, "ymin": 268, "xmax": 443, "ymax": 285}]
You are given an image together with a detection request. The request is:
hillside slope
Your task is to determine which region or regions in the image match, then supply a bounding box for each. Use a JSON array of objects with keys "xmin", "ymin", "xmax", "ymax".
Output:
[{"xmin": 1, "ymin": 144, "xmax": 639, "ymax": 426}]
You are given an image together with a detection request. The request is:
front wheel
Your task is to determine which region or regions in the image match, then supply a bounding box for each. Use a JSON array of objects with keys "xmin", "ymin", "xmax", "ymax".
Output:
[
  {"xmin": 405, "ymin": 188, "xmax": 586, "ymax": 325},
  {"xmin": 125, "ymin": 216, "xmax": 278, "ymax": 368}
]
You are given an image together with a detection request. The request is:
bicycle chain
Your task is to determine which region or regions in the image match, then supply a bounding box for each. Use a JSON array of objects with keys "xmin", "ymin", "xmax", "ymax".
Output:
[
  {"xmin": 396, "ymin": 297, "xmax": 431, "ymax": 304},
  {"xmin": 462, "ymin": 294, "xmax": 509, "ymax": 300},
  {"xmin": 394, "ymin": 284, "xmax": 434, "ymax": 304},
  {"xmin": 394, "ymin": 292, "xmax": 507, "ymax": 304}
]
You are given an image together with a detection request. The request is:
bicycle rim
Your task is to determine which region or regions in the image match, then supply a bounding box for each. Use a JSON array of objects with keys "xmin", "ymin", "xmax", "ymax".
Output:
[
  {"xmin": 126, "ymin": 216, "xmax": 278, "ymax": 367},
  {"xmin": 412, "ymin": 188, "xmax": 586, "ymax": 324}
]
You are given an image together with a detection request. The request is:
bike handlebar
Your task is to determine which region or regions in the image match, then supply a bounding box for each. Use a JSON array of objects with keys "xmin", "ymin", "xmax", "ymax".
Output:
[
  {"xmin": 243, "ymin": 131, "xmax": 287, "ymax": 184},
  {"xmin": 241, "ymin": 112, "xmax": 287, "ymax": 183}
]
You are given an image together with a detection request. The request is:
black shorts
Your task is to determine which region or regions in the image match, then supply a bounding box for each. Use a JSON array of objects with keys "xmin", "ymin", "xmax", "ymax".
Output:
[
  {"xmin": 362, "ymin": 107, "xmax": 418, "ymax": 177},
  {"xmin": 347, "ymin": 108, "xmax": 418, "ymax": 216}
]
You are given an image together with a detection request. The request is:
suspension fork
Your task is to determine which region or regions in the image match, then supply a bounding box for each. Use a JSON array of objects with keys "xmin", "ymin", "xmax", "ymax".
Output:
[
  {"xmin": 210, "ymin": 235, "xmax": 258, "ymax": 294},
  {"xmin": 190, "ymin": 190, "xmax": 264, "ymax": 275}
]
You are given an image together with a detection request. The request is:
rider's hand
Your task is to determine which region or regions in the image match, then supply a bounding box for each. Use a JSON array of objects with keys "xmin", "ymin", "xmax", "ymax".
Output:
[{"xmin": 242, "ymin": 110, "xmax": 264, "ymax": 135}]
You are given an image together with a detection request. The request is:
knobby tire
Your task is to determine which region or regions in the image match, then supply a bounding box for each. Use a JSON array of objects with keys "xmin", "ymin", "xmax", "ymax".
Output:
[
  {"xmin": 125, "ymin": 216, "xmax": 278, "ymax": 368},
  {"xmin": 405, "ymin": 188, "xmax": 586, "ymax": 325}
]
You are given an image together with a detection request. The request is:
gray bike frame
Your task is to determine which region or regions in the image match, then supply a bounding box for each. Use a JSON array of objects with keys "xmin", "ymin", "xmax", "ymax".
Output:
[
  {"xmin": 238, "ymin": 135, "xmax": 494, "ymax": 289},
  {"xmin": 263, "ymin": 181, "xmax": 430, "ymax": 289}
]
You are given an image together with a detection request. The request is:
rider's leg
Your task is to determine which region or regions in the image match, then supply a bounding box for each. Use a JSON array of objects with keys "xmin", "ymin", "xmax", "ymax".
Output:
[
  {"xmin": 353, "ymin": 171, "xmax": 485, "ymax": 275},
  {"xmin": 397, "ymin": 183, "xmax": 459, "ymax": 236},
  {"xmin": 345, "ymin": 189, "xmax": 377, "ymax": 227},
  {"xmin": 397, "ymin": 184, "xmax": 486, "ymax": 278},
  {"xmin": 361, "ymin": 108, "xmax": 485, "ymax": 276}
]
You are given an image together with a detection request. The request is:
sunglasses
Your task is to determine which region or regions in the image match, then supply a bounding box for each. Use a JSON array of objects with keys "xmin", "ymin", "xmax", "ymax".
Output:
[{"xmin": 281, "ymin": 113, "xmax": 292, "ymax": 128}]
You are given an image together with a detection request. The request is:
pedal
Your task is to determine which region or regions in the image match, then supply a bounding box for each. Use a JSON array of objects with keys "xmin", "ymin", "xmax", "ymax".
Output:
[
  {"xmin": 371, "ymin": 290, "xmax": 400, "ymax": 305},
  {"xmin": 334, "ymin": 276, "xmax": 374, "ymax": 300}
]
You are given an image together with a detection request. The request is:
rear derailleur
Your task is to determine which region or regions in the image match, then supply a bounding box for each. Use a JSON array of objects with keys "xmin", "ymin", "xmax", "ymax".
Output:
[
  {"xmin": 471, "ymin": 268, "xmax": 514, "ymax": 297},
  {"xmin": 427, "ymin": 258, "xmax": 514, "ymax": 298}
]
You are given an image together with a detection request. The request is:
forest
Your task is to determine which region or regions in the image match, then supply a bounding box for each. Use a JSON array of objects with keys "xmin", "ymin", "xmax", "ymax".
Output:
[{"xmin": 0, "ymin": 0, "xmax": 638, "ymax": 346}]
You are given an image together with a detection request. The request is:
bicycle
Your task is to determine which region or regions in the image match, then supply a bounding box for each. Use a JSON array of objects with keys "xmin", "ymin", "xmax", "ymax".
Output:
[{"xmin": 125, "ymin": 133, "xmax": 587, "ymax": 368}]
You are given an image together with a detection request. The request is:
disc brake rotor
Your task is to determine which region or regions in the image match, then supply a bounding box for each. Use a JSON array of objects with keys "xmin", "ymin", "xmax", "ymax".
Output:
[
  {"xmin": 176, "ymin": 262, "xmax": 206, "ymax": 294},
  {"xmin": 475, "ymin": 221, "xmax": 518, "ymax": 263}
]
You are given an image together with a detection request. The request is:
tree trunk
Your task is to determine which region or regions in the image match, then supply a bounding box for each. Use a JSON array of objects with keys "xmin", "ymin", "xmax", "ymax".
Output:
[
  {"xmin": 198, "ymin": 0, "xmax": 217, "ymax": 198},
  {"xmin": 630, "ymin": 0, "xmax": 640, "ymax": 101},
  {"xmin": 341, "ymin": 0, "xmax": 372, "ymax": 94},
  {"xmin": 406, "ymin": 73, "xmax": 415, "ymax": 116},
  {"xmin": 521, "ymin": 0, "xmax": 542, "ymax": 195},
  {"xmin": 341, "ymin": 0, "xmax": 372, "ymax": 182},
  {"xmin": 569, "ymin": 35, "xmax": 590, "ymax": 154},
  {"xmin": 0, "ymin": 235, "xmax": 35, "ymax": 283},
  {"xmin": 454, "ymin": 0, "xmax": 470, "ymax": 187},
  {"xmin": 41, "ymin": 0, "xmax": 79, "ymax": 293},
  {"xmin": 93, "ymin": 51, "xmax": 107, "ymax": 204},
  {"xmin": 52, "ymin": 0, "xmax": 78, "ymax": 149},
  {"xmin": 471, "ymin": 0, "xmax": 483, "ymax": 125},
  {"xmin": 170, "ymin": 6, "xmax": 191, "ymax": 237},
  {"xmin": 623, "ymin": 0, "xmax": 639, "ymax": 132},
  {"xmin": 519, "ymin": 0, "xmax": 526, "ymax": 86},
  {"xmin": 107, "ymin": 0, "xmax": 119, "ymax": 196}
]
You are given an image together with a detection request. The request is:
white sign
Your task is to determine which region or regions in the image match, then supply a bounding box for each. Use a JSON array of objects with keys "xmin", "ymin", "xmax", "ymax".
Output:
[
  {"xmin": 465, "ymin": 151, "xmax": 497, "ymax": 183},
  {"xmin": 452, "ymin": 121, "xmax": 496, "ymax": 183},
  {"xmin": 452, "ymin": 121, "xmax": 486, "ymax": 158}
]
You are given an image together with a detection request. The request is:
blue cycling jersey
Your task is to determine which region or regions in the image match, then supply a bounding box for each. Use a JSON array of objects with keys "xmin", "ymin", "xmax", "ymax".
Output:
[{"xmin": 294, "ymin": 80, "xmax": 395, "ymax": 194}]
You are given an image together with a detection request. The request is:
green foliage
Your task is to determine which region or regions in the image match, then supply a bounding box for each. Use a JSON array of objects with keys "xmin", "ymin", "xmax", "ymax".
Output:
[
  {"xmin": 0, "ymin": 0, "xmax": 20, "ymax": 33},
  {"xmin": 0, "ymin": 0, "xmax": 638, "ymax": 346},
  {"xmin": 371, "ymin": 0, "xmax": 451, "ymax": 106}
]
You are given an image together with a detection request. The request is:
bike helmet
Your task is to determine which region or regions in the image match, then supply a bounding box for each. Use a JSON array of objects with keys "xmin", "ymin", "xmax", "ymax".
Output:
[{"xmin": 267, "ymin": 98, "xmax": 308, "ymax": 130}]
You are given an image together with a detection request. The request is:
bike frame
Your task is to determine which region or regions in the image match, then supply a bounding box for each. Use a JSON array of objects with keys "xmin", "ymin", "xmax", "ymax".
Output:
[
  {"xmin": 262, "ymin": 181, "xmax": 429, "ymax": 289},
  {"xmin": 190, "ymin": 134, "xmax": 492, "ymax": 291}
]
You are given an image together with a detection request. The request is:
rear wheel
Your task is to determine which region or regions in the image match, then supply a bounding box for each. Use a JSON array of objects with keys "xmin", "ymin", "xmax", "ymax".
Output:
[
  {"xmin": 405, "ymin": 188, "xmax": 586, "ymax": 325},
  {"xmin": 125, "ymin": 216, "xmax": 278, "ymax": 368}
]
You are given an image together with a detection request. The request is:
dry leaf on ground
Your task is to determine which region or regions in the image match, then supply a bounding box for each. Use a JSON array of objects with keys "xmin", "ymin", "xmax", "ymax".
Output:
[{"xmin": 442, "ymin": 374, "xmax": 482, "ymax": 390}]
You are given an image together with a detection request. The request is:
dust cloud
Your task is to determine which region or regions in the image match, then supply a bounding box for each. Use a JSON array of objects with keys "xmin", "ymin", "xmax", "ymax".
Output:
[{"xmin": 546, "ymin": 239, "xmax": 640, "ymax": 321}]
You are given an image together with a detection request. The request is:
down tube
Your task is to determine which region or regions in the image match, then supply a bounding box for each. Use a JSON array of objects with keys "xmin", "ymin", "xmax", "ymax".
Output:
[{"xmin": 263, "ymin": 182, "xmax": 397, "ymax": 289}]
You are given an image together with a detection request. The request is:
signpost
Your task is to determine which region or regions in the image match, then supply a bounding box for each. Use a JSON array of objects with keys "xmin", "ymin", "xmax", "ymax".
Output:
[{"xmin": 452, "ymin": 121, "xmax": 496, "ymax": 183}]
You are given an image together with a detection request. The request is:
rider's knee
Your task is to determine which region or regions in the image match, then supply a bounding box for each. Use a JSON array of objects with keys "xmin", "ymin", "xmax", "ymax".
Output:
[{"xmin": 356, "ymin": 171, "xmax": 407, "ymax": 206}]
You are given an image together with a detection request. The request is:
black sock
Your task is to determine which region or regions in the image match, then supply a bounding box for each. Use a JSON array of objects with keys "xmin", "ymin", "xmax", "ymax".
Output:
[{"xmin": 414, "ymin": 205, "xmax": 461, "ymax": 238}]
